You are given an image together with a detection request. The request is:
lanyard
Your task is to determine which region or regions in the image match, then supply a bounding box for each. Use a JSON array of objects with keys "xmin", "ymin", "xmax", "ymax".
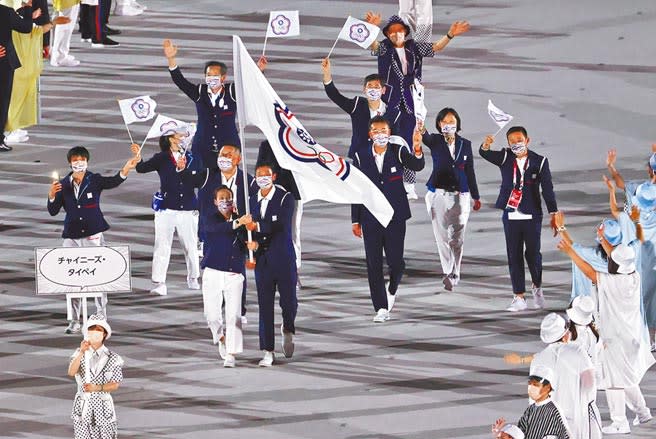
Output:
[{"xmin": 513, "ymin": 158, "xmax": 530, "ymax": 190}]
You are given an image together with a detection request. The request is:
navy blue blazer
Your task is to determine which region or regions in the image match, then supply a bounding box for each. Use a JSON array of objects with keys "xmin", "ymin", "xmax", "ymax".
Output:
[
  {"xmin": 201, "ymin": 212, "xmax": 247, "ymax": 273},
  {"xmin": 0, "ymin": 4, "xmax": 32, "ymax": 71},
  {"xmin": 422, "ymin": 132, "xmax": 480, "ymax": 200},
  {"xmin": 479, "ymin": 147, "xmax": 558, "ymax": 215},
  {"xmin": 249, "ymin": 185, "xmax": 296, "ymax": 269},
  {"xmin": 184, "ymin": 167, "xmax": 257, "ymax": 223},
  {"xmin": 374, "ymin": 39, "xmax": 434, "ymax": 115},
  {"xmin": 323, "ymin": 80, "xmax": 400, "ymax": 159},
  {"xmin": 135, "ymin": 150, "xmax": 198, "ymax": 210},
  {"xmin": 169, "ymin": 66, "xmax": 240, "ymax": 168},
  {"xmin": 351, "ymin": 141, "xmax": 425, "ymax": 225},
  {"xmin": 47, "ymin": 171, "xmax": 126, "ymax": 239}
]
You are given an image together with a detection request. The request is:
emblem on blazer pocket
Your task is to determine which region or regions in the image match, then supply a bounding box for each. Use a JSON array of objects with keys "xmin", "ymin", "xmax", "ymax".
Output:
[{"xmin": 87, "ymin": 192, "xmax": 93, "ymax": 199}]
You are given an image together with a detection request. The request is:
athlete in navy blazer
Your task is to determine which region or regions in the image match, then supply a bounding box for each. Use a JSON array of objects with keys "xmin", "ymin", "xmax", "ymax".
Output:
[
  {"xmin": 246, "ymin": 164, "xmax": 297, "ymax": 366},
  {"xmin": 163, "ymin": 39, "xmax": 266, "ymax": 168},
  {"xmin": 321, "ymin": 58, "xmax": 400, "ymax": 159},
  {"xmin": 479, "ymin": 126, "xmax": 558, "ymax": 312},
  {"xmin": 351, "ymin": 116, "xmax": 424, "ymax": 322}
]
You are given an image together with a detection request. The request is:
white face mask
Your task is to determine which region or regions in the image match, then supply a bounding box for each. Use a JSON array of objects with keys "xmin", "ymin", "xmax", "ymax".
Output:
[
  {"xmin": 217, "ymin": 156, "xmax": 234, "ymax": 172},
  {"xmin": 87, "ymin": 330, "xmax": 104, "ymax": 345},
  {"xmin": 206, "ymin": 75, "xmax": 222, "ymax": 89},
  {"xmin": 71, "ymin": 160, "xmax": 88, "ymax": 173},
  {"xmin": 365, "ymin": 88, "xmax": 382, "ymax": 101},
  {"xmin": 527, "ymin": 384, "xmax": 543, "ymax": 401},
  {"xmin": 389, "ymin": 32, "xmax": 406, "ymax": 45},
  {"xmin": 511, "ymin": 142, "xmax": 527, "ymax": 155},
  {"xmin": 372, "ymin": 133, "xmax": 390, "ymax": 146},
  {"xmin": 441, "ymin": 124, "xmax": 457, "ymax": 136},
  {"xmin": 256, "ymin": 175, "xmax": 273, "ymax": 189}
]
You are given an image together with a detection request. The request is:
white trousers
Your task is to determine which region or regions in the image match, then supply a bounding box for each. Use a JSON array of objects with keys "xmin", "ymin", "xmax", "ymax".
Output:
[
  {"xmin": 63, "ymin": 233, "xmax": 108, "ymax": 320},
  {"xmin": 202, "ymin": 268, "xmax": 243, "ymax": 354},
  {"xmin": 51, "ymin": 4, "xmax": 80, "ymax": 65},
  {"xmin": 605, "ymin": 386, "xmax": 650, "ymax": 425},
  {"xmin": 292, "ymin": 200, "xmax": 303, "ymax": 269},
  {"xmin": 152, "ymin": 210, "xmax": 199, "ymax": 283},
  {"xmin": 425, "ymin": 190, "xmax": 471, "ymax": 277}
]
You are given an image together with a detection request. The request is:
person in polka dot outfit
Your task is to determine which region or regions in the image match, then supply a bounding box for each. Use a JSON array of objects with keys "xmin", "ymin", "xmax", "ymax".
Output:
[{"xmin": 67, "ymin": 314, "xmax": 124, "ymax": 439}]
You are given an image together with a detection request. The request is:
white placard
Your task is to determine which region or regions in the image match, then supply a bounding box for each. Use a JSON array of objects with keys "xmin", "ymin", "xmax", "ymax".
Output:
[{"xmin": 35, "ymin": 246, "xmax": 131, "ymax": 295}]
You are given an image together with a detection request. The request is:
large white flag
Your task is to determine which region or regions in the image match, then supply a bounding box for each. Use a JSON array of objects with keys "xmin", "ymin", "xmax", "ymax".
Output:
[
  {"xmin": 487, "ymin": 99, "xmax": 514, "ymax": 129},
  {"xmin": 399, "ymin": 0, "xmax": 433, "ymax": 43},
  {"xmin": 118, "ymin": 95, "xmax": 157, "ymax": 125},
  {"xmin": 145, "ymin": 114, "xmax": 187, "ymax": 139},
  {"xmin": 266, "ymin": 10, "xmax": 300, "ymax": 38},
  {"xmin": 337, "ymin": 16, "xmax": 380, "ymax": 49},
  {"xmin": 233, "ymin": 36, "xmax": 393, "ymax": 227}
]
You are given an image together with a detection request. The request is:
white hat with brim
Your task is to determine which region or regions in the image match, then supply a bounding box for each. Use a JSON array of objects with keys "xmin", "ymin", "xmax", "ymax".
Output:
[
  {"xmin": 529, "ymin": 362, "xmax": 556, "ymax": 387},
  {"xmin": 540, "ymin": 312, "xmax": 568, "ymax": 344},
  {"xmin": 84, "ymin": 313, "xmax": 112, "ymax": 339},
  {"xmin": 611, "ymin": 244, "xmax": 636, "ymax": 274},
  {"xmin": 566, "ymin": 295, "xmax": 595, "ymax": 326},
  {"xmin": 500, "ymin": 424, "xmax": 525, "ymax": 439}
]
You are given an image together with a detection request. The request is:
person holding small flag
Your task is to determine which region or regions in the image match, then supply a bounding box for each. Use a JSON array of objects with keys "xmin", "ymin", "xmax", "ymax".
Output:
[
  {"xmin": 162, "ymin": 39, "xmax": 267, "ymax": 169},
  {"xmin": 418, "ymin": 107, "xmax": 481, "ymax": 291},
  {"xmin": 352, "ymin": 116, "xmax": 424, "ymax": 322},
  {"xmin": 130, "ymin": 129, "xmax": 200, "ymax": 297},
  {"xmin": 480, "ymin": 126, "xmax": 558, "ymax": 312},
  {"xmin": 364, "ymin": 11, "xmax": 470, "ymax": 199}
]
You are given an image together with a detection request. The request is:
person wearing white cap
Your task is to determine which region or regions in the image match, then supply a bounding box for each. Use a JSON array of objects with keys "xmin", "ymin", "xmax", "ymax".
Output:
[
  {"xmin": 567, "ymin": 296, "xmax": 602, "ymax": 380},
  {"xmin": 67, "ymin": 314, "xmax": 124, "ymax": 439},
  {"xmin": 559, "ymin": 241, "xmax": 655, "ymax": 434},
  {"xmin": 492, "ymin": 364, "xmax": 570, "ymax": 439},
  {"xmin": 532, "ymin": 313, "xmax": 601, "ymax": 439}
]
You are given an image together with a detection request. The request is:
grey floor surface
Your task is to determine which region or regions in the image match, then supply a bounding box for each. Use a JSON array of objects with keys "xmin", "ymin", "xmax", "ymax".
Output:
[{"xmin": 1, "ymin": 0, "xmax": 656, "ymax": 438}]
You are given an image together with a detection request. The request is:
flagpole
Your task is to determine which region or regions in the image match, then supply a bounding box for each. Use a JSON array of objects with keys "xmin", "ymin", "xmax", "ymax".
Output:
[
  {"xmin": 492, "ymin": 125, "xmax": 506, "ymax": 138},
  {"xmin": 238, "ymin": 123, "xmax": 255, "ymax": 265},
  {"xmin": 262, "ymin": 33, "xmax": 269, "ymax": 57},
  {"xmin": 326, "ymin": 36, "xmax": 339, "ymax": 58},
  {"xmin": 138, "ymin": 135, "xmax": 148, "ymax": 154},
  {"xmin": 116, "ymin": 99, "xmax": 135, "ymax": 144}
]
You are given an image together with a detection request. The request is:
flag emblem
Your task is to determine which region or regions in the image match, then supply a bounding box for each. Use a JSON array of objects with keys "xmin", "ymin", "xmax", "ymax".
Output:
[
  {"xmin": 349, "ymin": 23, "xmax": 371, "ymax": 43},
  {"xmin": 270, "ymin": 14, "xmax": 292, "ymax": 35},
  {"xmin": 131, "ymin": 98, "xmax": 152, "ymax": 120}
]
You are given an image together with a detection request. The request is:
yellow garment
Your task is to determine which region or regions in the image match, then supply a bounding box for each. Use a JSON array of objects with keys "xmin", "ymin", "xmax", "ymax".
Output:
[
  {"xmin": 54, "ymin": 0, "xmax": 81, "ymax": 11},
  {"xmin": 6, "ymin": 27, "xmax": 44, "ymax": 132},
  {"xmin": 0, "ymin": 0, "xmax": 21, "ymax": 10}
]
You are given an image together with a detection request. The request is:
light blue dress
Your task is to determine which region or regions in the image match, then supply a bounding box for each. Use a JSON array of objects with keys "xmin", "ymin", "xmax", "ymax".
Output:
[{"xmin": 625, "ymin": 180, "xmax": 656, "ymax": 329}]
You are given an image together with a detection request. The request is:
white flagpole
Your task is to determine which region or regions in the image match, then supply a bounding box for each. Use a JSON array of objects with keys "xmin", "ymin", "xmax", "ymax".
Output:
[
  {"xmin": 262, "ymin": 33, "xmax": 269, "ymax": 57},
  {"xmin": 138, "ymin": 135, "xmax": 148, "ymax": 154},
  {"xmin": 238, "ymin": 122, "xmax": 255, "ymax": 264},
  {"xmin": 492, "ymin": 125, "xmax": 506, "ymax": 138},
  {"xmin": 117, "ymin": 99, "xmax": 135, "ymax": 144},
  {"xmin": 326, "ymin": 36, "xmax": 340, "ymax": 59}
]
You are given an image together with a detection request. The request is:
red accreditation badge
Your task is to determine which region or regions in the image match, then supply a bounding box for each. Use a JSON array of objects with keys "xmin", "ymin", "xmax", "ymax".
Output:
[{"xmin": 506, "ymin": 188, "xmax": 523, "ymax": 209}]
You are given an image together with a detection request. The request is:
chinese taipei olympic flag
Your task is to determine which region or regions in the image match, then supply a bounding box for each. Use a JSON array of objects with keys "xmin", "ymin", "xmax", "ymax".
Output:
[{"xmin": 232, "ymin": 36, "xmax": 394, "ymax": 227}]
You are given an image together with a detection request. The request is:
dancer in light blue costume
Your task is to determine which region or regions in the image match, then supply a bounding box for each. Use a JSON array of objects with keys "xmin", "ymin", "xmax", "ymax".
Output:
[{"xmin": 606, "ymin": 148, "xmax": 656, "ymax": 349}]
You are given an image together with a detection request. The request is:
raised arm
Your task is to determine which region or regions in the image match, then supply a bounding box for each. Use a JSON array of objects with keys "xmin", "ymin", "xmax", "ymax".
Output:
[
  {"xmin": 398, "ymin": 129, "xmax": 425, "ymax": 171},
  {"xmin": 164, "ymin": 39, "xmax": 200, "ymax": 101},
  {"xmin": 606, "ymin": 149, "xmax": 625, "ymax": 190},
  {"xmin": 602, "ymin": 174, "xmax": 621, "ymax": 219},
  {"xmin": 630, "ymin": 206, "xmax": 645, "ymax": 243},
  {"xmin": 432, "ymin": 21, "xmax": 470, "ymax": 52},
  {"xmin": 559, "ymin": 238, "xmax": 597, "ymax": 282},
  {"xmin": 364, "ymin": 11, "xmax": 382, "ymax": 52},
  {"xmin": 322, "ymin": 58, "xmax": 357, "ymax": 114},
  {"xmin": 479, "ymin": 134, "xmax": 507, "ymax": 166}
]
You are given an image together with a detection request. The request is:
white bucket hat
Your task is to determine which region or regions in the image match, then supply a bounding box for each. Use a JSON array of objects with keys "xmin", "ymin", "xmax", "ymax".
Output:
[
  {"xmin": 500, "ymin": 424, "xmax": 525, "ymax": 439},
  {"xmin": 540, "ymin": 313, "xmax": 568, "ymax": 344},
  {"xmin": 84, "ymin": 313, "xmax": 112, "ymax": 339},
  {"xmin": 611, "ymin": 244, "xmax": 636, "ymax": 274},
  {"xmin": 566, "ymin": 295, "xmax": 595, "ymax": 326}
]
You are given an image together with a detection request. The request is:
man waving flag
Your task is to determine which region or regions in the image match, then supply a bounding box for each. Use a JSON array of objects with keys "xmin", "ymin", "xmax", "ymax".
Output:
[{"xmin": 232, "ymin": 35, "xmax": 393, "ymax": 227}]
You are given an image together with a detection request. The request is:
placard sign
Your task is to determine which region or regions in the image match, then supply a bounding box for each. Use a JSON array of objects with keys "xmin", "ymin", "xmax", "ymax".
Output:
[{"xmin": 35, "ymin": 246, "xmax": 131, "ymax": 295}]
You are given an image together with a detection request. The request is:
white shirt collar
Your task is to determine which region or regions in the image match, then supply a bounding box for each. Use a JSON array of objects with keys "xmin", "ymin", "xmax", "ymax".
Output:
[
  {"xmin": 91, "ymin": 345, "xmax": 109, "ymax": 356},
  {"xmin": 258, "ymin": 185, "xmax": 276, "ymax": 203},
  {"xmin": 369, "ymin": 100, "xmax": 387, "ymax": 118},
  {"xmin": 534, "ymin": 396, "xmax": 552, "ymax": 407}
]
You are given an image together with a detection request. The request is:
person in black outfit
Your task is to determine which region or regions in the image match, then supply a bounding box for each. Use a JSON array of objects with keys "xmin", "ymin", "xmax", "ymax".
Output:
[{"xmin": 0, "ymin": 1, "xmax": 34, "ymax": 152}]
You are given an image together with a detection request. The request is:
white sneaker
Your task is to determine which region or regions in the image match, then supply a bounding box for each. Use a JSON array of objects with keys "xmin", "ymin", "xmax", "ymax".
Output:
[
  {"xmin": 602, "ymin": 422, "xmax": 631, "ymax": 434},
  {"xmin": 373, "ymin": 308, "xmax": 390, "ymax": 323},
  {"xmin": 223, "ymin": 354, "xmax": 235, "ymax": 368},
  {"xmin": 258, "ymin": 350, "xmax": 274, "ymax": 367},
  {"xmin": 532, "ymin": 285, "xmax": 545, "ymax": 309},
  {"xmin": 241, "ymin": 315, "xmax": 248, "ymax": 326},
  {"xmin": 281, "ymin": 324, "xmax": 294, "ymax": 358},
  {"xmin": 633, "ymin": 410, "xmax": 652, "ymax": 426},
  {"xmin": 386, "ymin": 288, "xmax": 397, "ymax": 312},
  {"xmin": 187, "ymin": 278, "xmax": 200, "ymax": 290},
  {"xmin": 150, "ymin": 282, "xmax": 167, "ymax": 296},
  {"xmin": 506, "ymin": 296, "xmax": 528, "ymax": 312},
  {"xmin": 65, "ymin": 320, "xmax": 81, "ymax": 334},
  {"xmin": 52, "ymin": 57, "xmax": 80, "ymax": 67},
  {"xmin": 4, "ymin": 131, "xmax": 28, "ymax": 144},
  {"xmin": 81, "ymin": 38, "xmax": 91, "ymax": 43},
  {"xmin": 218, "ymin": 336, "xmax": 227, "ymax": 360},
  {"xmin": 404, "ymin": 183, "xmax": 419, "ymax": 200}
]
